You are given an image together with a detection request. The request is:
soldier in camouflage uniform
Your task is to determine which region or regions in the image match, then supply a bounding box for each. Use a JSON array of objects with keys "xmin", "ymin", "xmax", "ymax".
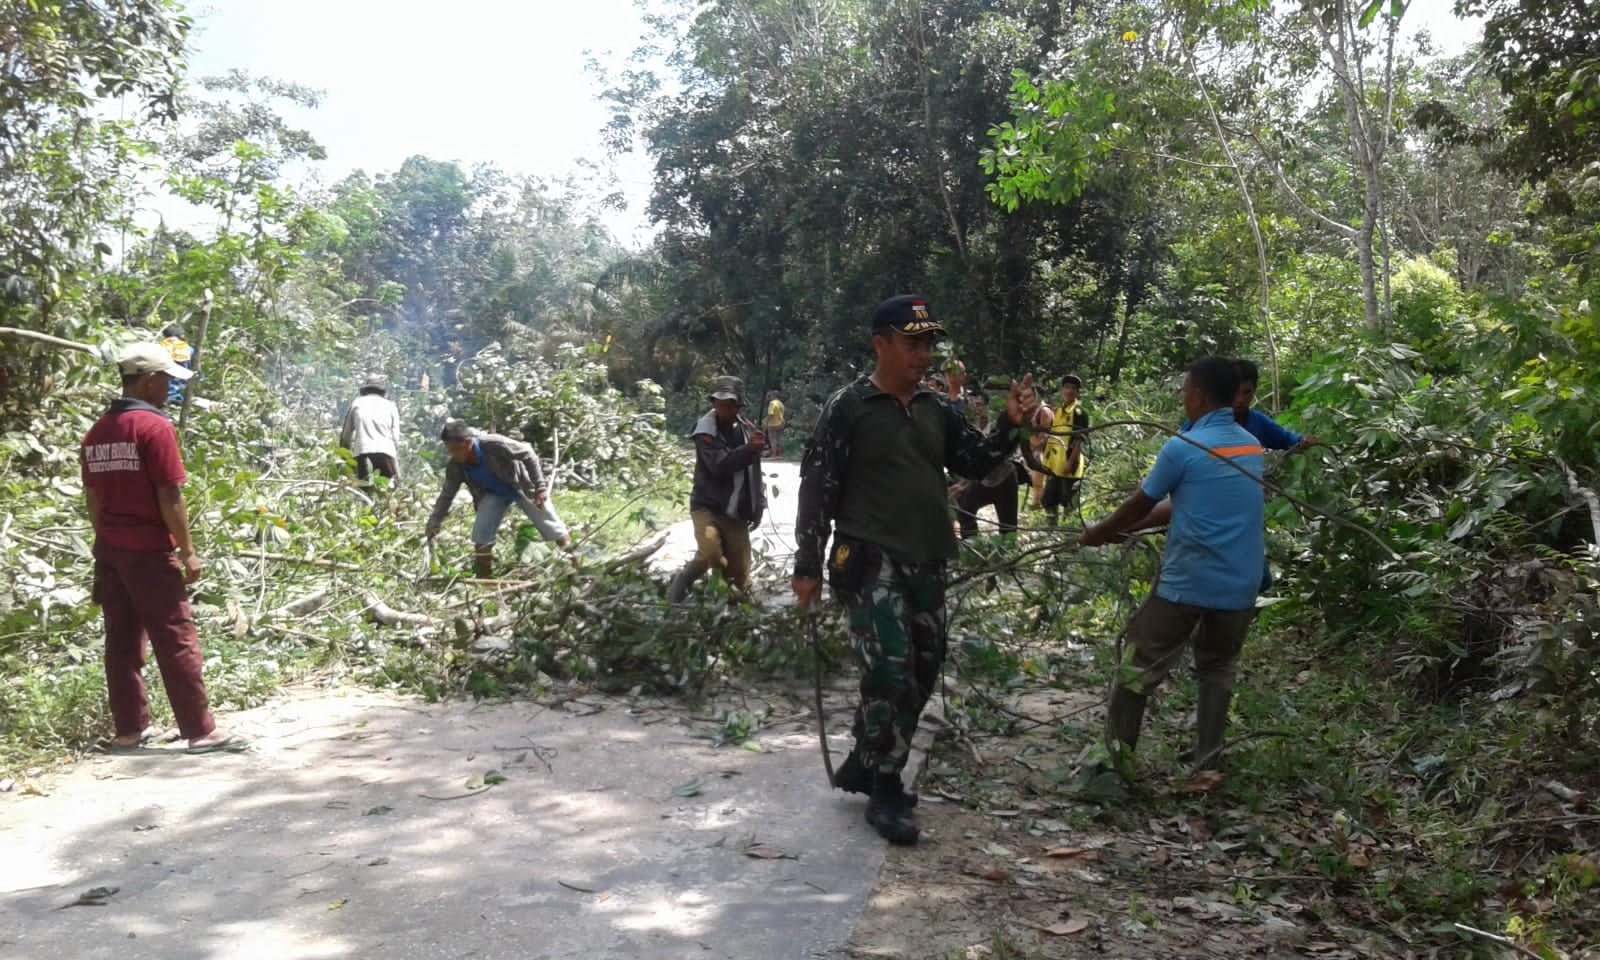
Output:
[{"xmin": 792, "ymin": 295, "xmax": 1034, "ymax": 845}]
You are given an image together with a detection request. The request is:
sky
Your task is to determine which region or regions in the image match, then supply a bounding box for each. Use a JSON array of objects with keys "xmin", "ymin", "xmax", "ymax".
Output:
[
  {"xmin": 181, "ymin": 0, "xmax": 661, "ymax": 245},
  {"xmin": 177, "ymin": 1, "xmax": 1483, "ymax": 247}
]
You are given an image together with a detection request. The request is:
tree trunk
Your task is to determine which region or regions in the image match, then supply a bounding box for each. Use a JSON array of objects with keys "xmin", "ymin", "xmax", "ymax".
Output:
[{"xmin": 1175, "ymin": 19, "xmax": 1283, "ymax": 409}]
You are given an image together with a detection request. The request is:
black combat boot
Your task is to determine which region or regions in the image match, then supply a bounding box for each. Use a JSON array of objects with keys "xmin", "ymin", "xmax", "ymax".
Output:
[
  {"xmin": 833, "ymin": 751, "xmax": 918, "ymax": 807},
  {"xmin": 865, "ymin": 774, "xmax": 920, "ymax": 846},
  {"xmin": 1193, "ymin": 682, "xmax": 1233, "ymax": 772}
]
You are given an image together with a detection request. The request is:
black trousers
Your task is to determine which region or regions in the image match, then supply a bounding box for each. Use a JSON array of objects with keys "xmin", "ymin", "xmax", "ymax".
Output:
[
  {"xmin": 957, "ymin": 476, "xmax": 1020, "ymax": 538},
  {"xmin": 355, "ymin": 453, "xmax": 398, "ymax": 481},
  {"xmin": 1041, "ymin": 475, "xmax": 1080, "ymax": 522}
]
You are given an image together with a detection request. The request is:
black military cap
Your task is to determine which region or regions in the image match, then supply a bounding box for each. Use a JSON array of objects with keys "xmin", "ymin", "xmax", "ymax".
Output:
[{"xmin": 871, "ymin": 295, "xmax": 946, "ymax": 337}]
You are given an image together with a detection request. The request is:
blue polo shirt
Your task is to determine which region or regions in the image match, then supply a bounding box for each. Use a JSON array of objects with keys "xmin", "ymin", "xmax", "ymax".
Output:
[
  {"xmin": 1141, "ymin": 408, "xmax": 1265, "ymax": 611},
  {"xmin": 464, "ymin": 439, "xmax": 519, "ymax": 500}
]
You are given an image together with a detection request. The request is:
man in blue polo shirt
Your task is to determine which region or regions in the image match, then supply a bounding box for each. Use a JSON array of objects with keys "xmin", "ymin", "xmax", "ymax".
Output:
[
  {"xmin": 1081, "ymin": 356, "xmax": 1265, "ymax": 776},
  {"xmin": 1132, "ymin": 356, "xmax": 1318, "ymax": 556},
  {"xmin": 426, "ymin": 421, "xmax": 573, "ymax": 579}
]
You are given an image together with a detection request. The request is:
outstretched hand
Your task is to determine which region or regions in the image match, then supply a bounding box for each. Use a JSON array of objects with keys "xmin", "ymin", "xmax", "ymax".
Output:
[{"xmin": 1002, "ymin": 373, "xmax": 1036, "ymax": 429}]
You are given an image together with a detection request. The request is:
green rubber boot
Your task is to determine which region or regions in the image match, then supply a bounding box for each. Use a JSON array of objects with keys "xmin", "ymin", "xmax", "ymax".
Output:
[{"xmin": 1194, "ymin": 683, "xmax": 1233, "ymax": 772}]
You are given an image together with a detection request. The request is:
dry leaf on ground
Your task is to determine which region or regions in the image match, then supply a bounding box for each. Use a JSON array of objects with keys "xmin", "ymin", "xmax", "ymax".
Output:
[
  {"xmin": 744, "ymin": 843, "xmax": 796, "ymax": 860},
  {"xmin": 1044, "ymin": 846, "xmax": 1093, "ymax": 859}
]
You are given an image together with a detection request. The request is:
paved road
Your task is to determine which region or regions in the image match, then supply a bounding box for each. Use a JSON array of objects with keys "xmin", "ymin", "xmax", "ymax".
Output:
[{"xmin": 0, "ymin": 459, "xmax": 900, "ymax": 960}]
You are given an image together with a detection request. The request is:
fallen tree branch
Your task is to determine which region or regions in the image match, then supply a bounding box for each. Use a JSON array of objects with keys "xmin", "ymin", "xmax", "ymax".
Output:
[
  {"xmin": 259, "ymin": 588, "xmax": 331, "ymax": 621},
  {"xmin": 363, "ymin": 594, "xmax": 442, "ymax": 629},
  {"xmin": 477, "ymin": 612, "xmax": 520, "ymax": 633},
  {"xmin": 1077, "ymin": 419, "xmax": 1403, "ymax": 562},
  {"xmin": 0, "ymin": 327, "xmax": 98, "ymax": 356},
  {"xmin": 602, "ymin": 530, "xmax": 669, "ymax": 571},
  {"xmin": 423, "ymin": 577, "xmax": 537, "ymax": 589}
]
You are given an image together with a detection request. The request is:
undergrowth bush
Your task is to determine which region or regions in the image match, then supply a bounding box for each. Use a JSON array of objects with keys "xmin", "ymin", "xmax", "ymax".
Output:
[{"xmin": 0, "ymin": 332, "xmax": 765, "ymax": 773}]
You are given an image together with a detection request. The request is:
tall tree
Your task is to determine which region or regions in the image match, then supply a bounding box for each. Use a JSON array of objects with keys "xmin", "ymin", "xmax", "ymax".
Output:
[{"xmin": 0, "ymin": 0, "xmax": 190, "ymax": 416}]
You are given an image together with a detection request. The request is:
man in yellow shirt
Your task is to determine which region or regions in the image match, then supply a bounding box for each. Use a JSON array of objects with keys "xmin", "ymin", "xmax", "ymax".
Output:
[
  {"xmin": 1022, "ymin": 375, "xmax": 1088, "ymax": 527},
  {"xmin": 763, "ymin": 389, "xmax": 787, "ymax": 458},
  {"xmin": 159, "ymin": 325, "xmax": 192, "ymax": 406}
]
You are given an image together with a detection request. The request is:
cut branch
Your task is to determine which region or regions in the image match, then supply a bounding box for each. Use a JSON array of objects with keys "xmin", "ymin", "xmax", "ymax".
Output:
[
  {"xmin": 256, "ymin": 553, "xmax": 363, "ymax": 572},
  {"xmin": 363, "ymin": 595, "xmax": 442, "ymax": 629},
  {"xmin": 259, "ymin": 588, "xmax": 331, "ymax": 621},
  {"xmin": 1555, "ymin": 456, "xmax": 1600, "ymax": 546},
  {"xmin": 0, "ymin": 327, "xmax": 99, "ymax": 356}
]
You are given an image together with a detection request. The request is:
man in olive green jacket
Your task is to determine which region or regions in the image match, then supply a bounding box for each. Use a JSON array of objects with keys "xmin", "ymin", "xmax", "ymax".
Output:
[{"xmin": 792, "ymin": 295, "xmax": 1034, "ymax": 845}]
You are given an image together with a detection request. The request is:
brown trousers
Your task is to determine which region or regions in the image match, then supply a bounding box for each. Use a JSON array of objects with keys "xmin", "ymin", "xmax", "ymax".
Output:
[
  {"xmin": 1123, "ymin": 593, "xmax": 1254, "ymax": 693},
  {"xmin": 680, "ymin": 509, "xmax": 754, "ymax": 593},
  {"xmin": 95, "ymin": 543, "xmax": 216, "ymax": 740}
]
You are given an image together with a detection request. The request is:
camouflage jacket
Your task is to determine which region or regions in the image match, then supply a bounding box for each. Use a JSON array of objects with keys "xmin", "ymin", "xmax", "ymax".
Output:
[{"xmin": 793, "ymin": 377, "xmax": 1021, "ymax": 579}]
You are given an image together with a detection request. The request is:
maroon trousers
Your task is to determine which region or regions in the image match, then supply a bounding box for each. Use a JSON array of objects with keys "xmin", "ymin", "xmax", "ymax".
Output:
[{"xmin": 94, "ymin": 543, "xmax": 215, "ymax": 740}]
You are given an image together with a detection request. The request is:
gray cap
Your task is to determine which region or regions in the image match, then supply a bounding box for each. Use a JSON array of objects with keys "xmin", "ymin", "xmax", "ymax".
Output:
[
  {"xmin": 361, "ymin": 374, "xmax": 389, "ymax": 393},
  {"xmin": 117, "ymin": 342, "xmax": 193, "ymax": 380},
  {"xmin": 708, "ymin": 375, "xmax": 743, "ymax": 402}
]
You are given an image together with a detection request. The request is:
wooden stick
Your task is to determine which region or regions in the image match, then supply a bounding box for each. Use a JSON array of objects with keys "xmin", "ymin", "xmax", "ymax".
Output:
[
  {"xmin": 256, "ymin": 553, "xmax": 363, "ymax": 572},
  {"xmin": 177, "ymin": 289, "xmax": 213, "ymax": 440},
  {"xmin": 421, "ymin": 577, "xmax": 537, "ymax": 588},
  {"xmin": 1451, "ymin": 922, "xmax": 1546, "ymax": 960}
]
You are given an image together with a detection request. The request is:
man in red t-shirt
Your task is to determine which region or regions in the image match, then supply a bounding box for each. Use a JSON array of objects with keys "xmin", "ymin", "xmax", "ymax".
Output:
[{"xmin": 81, "ymin": 343, "xmax": 245, "ymax": 754}]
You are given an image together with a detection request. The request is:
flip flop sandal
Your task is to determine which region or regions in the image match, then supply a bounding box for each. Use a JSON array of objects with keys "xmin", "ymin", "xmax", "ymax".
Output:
[
  {"xmin": 97, "ymin": 740, "xmax": 147, "ymax": 755},
  {"xmin": 185, "ymin": 735, "xmax": 250, "ymax": 755}
]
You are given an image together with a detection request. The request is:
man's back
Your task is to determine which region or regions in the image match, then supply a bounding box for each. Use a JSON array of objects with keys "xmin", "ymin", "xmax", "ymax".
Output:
[
  {"xmin": 82, "ymin": 401, "xmax": 185, "ymax": 551},
  {"xmin": 1141, "ymin": 409, "xmax": 1265, "ymax": 610},
  {"xmin": 343, "ymin": 394, "xmax": 399, "ymax": 456}
]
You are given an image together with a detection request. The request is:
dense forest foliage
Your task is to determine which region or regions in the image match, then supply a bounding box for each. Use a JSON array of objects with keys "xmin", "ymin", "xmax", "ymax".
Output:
[{"xmin": 3, "ymin": 0, "xmax": 1599, "ymax": 954}]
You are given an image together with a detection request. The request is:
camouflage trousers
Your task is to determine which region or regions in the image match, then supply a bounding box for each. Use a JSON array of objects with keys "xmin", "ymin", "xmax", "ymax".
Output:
[{"xmin": 840, "ymin": 549, "xmax": 948, "ymax": 778}]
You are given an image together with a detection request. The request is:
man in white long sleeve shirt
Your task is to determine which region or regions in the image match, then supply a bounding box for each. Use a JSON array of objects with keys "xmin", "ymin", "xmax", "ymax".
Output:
[{"xmin": 340, "ymin": 375, "xmax": 401, "ymax": 482}]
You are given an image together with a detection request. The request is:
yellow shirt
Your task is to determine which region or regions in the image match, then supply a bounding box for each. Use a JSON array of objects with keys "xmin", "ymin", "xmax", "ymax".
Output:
[
  {"xmin": 1041, "ymin": 401, "xmax": 1087, "ymax": 479},
  {"xmin": 161, "ymin": 336, "xmax": 192, "ymax": 365},
  {"xmin": 765, "ymin": 398, "xmax": 786, "ymax": 429}
]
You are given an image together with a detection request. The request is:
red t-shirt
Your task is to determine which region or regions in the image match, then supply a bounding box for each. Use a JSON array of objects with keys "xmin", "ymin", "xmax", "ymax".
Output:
[{"xmin": 81, "ymin": 400, "xmax": 187, "ymax": 551}]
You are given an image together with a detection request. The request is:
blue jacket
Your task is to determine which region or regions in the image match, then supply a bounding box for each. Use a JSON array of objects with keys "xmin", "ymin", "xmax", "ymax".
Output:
[{"xmin": 1182, "ymin": 408, "xmax": 1302, "ymax": 449}]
